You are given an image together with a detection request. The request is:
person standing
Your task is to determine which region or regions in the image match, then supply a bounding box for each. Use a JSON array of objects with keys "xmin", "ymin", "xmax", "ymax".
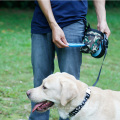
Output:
[{"xmin": 29, "ymin": 0, "xmax": 110, "ymax": 120}]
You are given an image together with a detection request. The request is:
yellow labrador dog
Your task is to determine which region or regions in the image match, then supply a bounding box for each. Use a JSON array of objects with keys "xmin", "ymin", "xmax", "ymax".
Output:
[{"xmin": 27, "ymin": 72, "xmax": 120, "ymax": 120}]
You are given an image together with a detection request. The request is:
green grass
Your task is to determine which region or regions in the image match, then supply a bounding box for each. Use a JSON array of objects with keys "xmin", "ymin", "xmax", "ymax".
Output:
[{"xmin": 0, "ymin": 8, "xmax": 120, "ymax": 120}]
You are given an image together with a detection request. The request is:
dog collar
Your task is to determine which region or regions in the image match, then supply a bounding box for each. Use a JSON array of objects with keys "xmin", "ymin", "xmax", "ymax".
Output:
[{"xmin": 69, "ymin": 88, "xmax": 91, "ymax": 117}]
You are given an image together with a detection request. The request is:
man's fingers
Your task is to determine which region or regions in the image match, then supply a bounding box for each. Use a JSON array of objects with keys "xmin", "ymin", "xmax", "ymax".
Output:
[
  {"xmin": 55, "ymin": 43, "xmax": 62, "ymax": 48},
  {"xmin": 57, "ymin": 39, "xmax": 68, "ymax": 48},
  {"xmin": 105, "ymin": 26, "xmax": 111, "ymax": 38},
  {"xmin": 97, "ymin": 24, "xmax": 100, "ymax": 31},
  {"xmin": 61, "ymin": 37, "xmax": 68, "ymax": 45},
  {"xmin": 53, "ymin": 38, "xmax": 68, "ymax": 48},
  {"xmin": 100, "ymin": 29, "xmax": 104, "ymax": 33},
  {"xmin": 97, "ymin": 22, "xmax": 111, "ymax": 38},
  {"xmin": 105, "ymin": 33, "xmax": 109, "ymax": 38},
  {"xmin": 105, "ymin": 30, "xmax": 110, "ymax": 38},
  {"xmin": 53, "ymin": 40, "xmax": 62, "ymax": 48},
  {"xmin": 52, "ymin": 25, "xmax": 69, "ymax": 48}
]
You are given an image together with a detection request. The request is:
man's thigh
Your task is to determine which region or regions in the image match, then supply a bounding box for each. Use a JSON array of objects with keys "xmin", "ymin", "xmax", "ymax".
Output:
[
  {"xmin": 31, "ymin": 33, "xmax": 55, "ymax": 87},
  {"xmin": 56, "ymin": 20, "xmax": 85, "ymax": 80}
]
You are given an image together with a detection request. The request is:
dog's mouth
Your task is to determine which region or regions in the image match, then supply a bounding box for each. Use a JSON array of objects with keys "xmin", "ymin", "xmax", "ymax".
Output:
[{"xmin": 32, "ymin": 101, "xmax": 54, "ymax": 113}]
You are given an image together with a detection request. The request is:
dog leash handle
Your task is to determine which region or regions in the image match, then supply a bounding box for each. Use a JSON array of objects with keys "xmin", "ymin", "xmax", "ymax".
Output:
[{"xmin": 68, "ymin": 43, "xmax": 86, "ymax": 47}]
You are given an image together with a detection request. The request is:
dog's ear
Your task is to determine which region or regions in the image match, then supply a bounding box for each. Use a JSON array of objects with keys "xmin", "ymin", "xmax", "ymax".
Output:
[{"xmin": 60, "ymin": 80, "xmax": 78, "ymax": 106}]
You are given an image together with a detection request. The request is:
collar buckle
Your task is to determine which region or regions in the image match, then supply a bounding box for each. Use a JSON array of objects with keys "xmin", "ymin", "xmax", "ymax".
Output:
[{"xmin": 86, "ymin": 88, "xmax": 91, "ymax": 95}]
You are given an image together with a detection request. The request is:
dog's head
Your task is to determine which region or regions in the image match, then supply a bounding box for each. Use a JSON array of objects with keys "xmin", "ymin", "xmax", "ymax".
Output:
[{"xmin": 26, "ymin": 72, "xmax": 78, "ymax": 113}]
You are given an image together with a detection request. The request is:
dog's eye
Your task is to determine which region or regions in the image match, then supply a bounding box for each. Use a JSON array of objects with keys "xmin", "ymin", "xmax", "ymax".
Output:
[{"xmin": 43, "ymin": 85, "xmax": 47, "ymax": 89}]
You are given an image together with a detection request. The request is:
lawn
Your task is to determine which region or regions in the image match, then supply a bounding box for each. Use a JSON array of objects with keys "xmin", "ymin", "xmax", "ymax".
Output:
[{"xmin": 0, "ymin": 8, "xmax": 120, "ymax": 120}]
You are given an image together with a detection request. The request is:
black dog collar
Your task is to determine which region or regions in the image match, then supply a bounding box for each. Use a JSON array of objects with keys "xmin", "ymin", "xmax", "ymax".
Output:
[{"xmin": 69, "ymin": 88, "xmax": 91, "ymax": 117}]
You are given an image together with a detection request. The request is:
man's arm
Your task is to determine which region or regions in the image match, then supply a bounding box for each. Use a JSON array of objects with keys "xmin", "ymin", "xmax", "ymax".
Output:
[
  {"xmin": 37, "ymin": 0, "xmax": 68, "ymax": 48},
  {"xmin": 93, "ymin": 0, "xmax": 110, "ymax": 37}
]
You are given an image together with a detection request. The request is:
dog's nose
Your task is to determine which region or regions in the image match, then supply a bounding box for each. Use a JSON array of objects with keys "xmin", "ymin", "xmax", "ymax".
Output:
[{"xmin": 26, "ymin": 90, "xmax": 31, "ymax": 98}]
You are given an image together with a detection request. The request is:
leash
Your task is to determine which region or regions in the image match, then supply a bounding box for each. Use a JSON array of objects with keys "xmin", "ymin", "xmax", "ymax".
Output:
[
  {"xmin": 92, "ymin": 34, "xmax": 108, "ymax": 86},
  {"xmin": 92, "ymin": 48, "xmax": 107, "ymax": 86},
  {"xmin": 68, "ymin": 34, "xmax": 108, "ymax": 86},
  {"xmin": 68, "ymin": 43, "xmax": 108, "ymax": 86}
]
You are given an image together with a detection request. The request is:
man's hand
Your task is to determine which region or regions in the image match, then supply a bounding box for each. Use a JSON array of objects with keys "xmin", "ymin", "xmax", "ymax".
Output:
[
  {"xmin": 51, "ymin": 25, "xmax": 68, "ymax": 48},
  {"xmin": 37, "ymin": 0, "xmax": 68, "ymax": 48},
  {"xmin": 93, "ymin": 0, "xmax": 111, "ymax": 38},
  {"xmin": 97, "ymin": 21, "xmax": 111, "ymax": 38}
]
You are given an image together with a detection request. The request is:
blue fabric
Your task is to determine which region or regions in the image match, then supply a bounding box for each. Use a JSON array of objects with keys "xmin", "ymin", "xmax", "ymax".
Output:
[
  {"xmin": 31, "ymin": 0, "xmax": 88, "ymax": 33},
  {"xmin": 29, "ymin": 20, "xmax": 85, "ymax": 120}
]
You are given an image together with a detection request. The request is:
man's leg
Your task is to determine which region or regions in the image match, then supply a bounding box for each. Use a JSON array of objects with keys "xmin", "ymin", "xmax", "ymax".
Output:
[
  {"xmin": 56, "ymin": 20, "xmax": 85, "ymax": 120},
  {"xmin": 29, "ymin": 33, "xmax": 55, "ymax": 120}
]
